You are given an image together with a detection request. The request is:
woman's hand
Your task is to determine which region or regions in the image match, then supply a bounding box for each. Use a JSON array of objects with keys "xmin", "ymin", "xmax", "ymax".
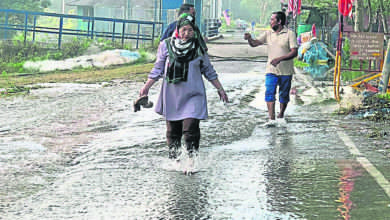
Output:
[
  {"xmin": 210, "ymin": 79, "xmax": 228, "ymax": 103},
  {"xmin": 139, "ymin": 86, "xmax": 149, "ymax": 97},
  {"xmin": 139, "ymin": 79, "xmax": 156, "ymax": 97},
  {"xmin": 218, "ymin": 89, "xmax": 229, "ymax": 103}
]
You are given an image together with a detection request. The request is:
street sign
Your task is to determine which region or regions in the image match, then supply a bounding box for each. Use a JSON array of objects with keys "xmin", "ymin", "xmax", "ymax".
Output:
[{"xmin": 350, "ymin": 32, "xmax": 384, "ymax": 60}]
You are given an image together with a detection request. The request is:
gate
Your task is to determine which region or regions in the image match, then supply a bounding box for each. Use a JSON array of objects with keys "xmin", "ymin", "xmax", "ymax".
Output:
[
  {"xmin": 203, "ymin": 18, "xmax": 221, "ymax": 38},
  {"xmin": 0, "ymin": 8, "xmax": 162, "ymax": 49}
]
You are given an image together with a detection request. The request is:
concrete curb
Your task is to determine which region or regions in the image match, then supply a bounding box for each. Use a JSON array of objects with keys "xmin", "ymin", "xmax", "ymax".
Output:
[{"xmin": 205, "ymin": 34, "xmax": 223, "ymax": 42}]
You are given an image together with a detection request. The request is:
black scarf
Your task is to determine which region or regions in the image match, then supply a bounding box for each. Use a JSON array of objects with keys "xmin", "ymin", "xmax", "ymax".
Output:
[{"xmin": 165, "ymin": 14, "xmax": 206, "ymax": 84}]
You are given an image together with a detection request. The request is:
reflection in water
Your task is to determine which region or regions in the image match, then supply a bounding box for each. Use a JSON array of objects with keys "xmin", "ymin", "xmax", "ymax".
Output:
[
  {"xmin": 166, "ymin": 173, "xmax": 210, "ymax": 219},
  {"xmin": 3, "ymin": 58, "xmax": 390, "ymax": 219},
  {"xmin": 336, "ymin": 161, "xmax": 362, "ymax": 220},
  {"xmin": 263, "ymin": 128, "xmax": 295, "ymax": 212}
]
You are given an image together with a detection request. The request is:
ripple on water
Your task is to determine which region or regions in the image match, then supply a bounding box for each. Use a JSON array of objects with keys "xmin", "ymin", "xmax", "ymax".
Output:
[{"xmin": 2, "ymin": 70, "xmax": 369, "ymax": 219}]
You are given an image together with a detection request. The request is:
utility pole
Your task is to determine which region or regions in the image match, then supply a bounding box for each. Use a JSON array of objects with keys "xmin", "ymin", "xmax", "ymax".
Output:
[
  {"xmin": 380, "ymin": 41, "xmax": 390, "ymax": 94},
  {"xmin": 124, "ymin": 0, "xmax": 130, "ymax": 19}
]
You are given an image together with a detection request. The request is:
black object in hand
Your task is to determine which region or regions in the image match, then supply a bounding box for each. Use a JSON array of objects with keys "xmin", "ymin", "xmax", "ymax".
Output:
[{"xmin": 133, "ymin": 95, "xmax": 153, "ymax": 112}]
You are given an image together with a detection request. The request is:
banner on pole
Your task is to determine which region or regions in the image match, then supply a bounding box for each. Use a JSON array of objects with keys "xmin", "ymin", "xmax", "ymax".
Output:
[{"xmin": 287, "ymin": 0, "xmax": 301, "ymax": 18}]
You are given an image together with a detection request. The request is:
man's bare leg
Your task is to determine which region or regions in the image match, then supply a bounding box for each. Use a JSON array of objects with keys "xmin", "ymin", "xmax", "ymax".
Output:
[
  {"xmin": 266, "ymin": 101, "xmax": 276, "ymax": 120},
  {"xmin": 277, "ymin": 103, "xmax": 288, "ymax": 118}
]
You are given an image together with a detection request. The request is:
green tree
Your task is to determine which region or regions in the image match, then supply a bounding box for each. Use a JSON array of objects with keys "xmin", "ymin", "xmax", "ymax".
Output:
[
  {"xmin": 0, "ymin": 0, "xmax": 51, "ymax": 38},
  {"xmin": 301, "ymin": 0, "xmax": 389, "ymax": 35},
  {"xmin": 239, "ymin": 0, "xmax": 279, "ymax": 25},
  {"xmin": 239, "ymin": 0, "xmax": 262, "ymax": 22},
  {"xmin": 0, "ymin": 0, "xmax": 50, "ymax": 12},
  {"xmin": 301, "ymin": 0, "xmax": 338, "ymax": 21},
  {"xmin": 354, "ymin": 0, "xmax": 363, "ymax": 31},
  {"xmin": 357, "ymin": 0, "xmax": 389, "ymax": 34},
  {"xmin": 377, "ymin": 0, "xmax": 389, "ymax": 36}
]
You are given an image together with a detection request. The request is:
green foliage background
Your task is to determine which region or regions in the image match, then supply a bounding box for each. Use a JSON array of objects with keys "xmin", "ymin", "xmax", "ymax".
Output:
[
  {"xmin": 228, "ymin": 0, "xmax": 279, "ymax": 25},
  {"xmin": 0, "ymin": 0, "xmax": 51, "ymax": 38}
]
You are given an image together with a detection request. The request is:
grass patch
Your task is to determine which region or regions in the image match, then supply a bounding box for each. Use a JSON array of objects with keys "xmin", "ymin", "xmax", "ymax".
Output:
[
  {"xmin": 341, "ymin": 70, "xmax": 366, "ymax": 81},
  {"xmin": 0, "ymin": 38, "xmax": 92, "ymax": 74},
  {"xmin": 0, "ymin": 71, "xmax": 31, "ymax": 96},
  {"xmin": 0, "ymin": 63, "xmax": 153, "ymax": 91}
]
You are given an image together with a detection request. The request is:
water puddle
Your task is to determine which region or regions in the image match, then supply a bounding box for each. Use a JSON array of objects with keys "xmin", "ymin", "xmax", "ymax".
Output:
[{"xmin": 1, "ymin": 60, "xmax": 390, "ymax": 219}]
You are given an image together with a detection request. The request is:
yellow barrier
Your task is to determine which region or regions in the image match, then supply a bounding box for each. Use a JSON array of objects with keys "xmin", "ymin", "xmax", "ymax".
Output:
[{"xmin": 351, "ymin": 73, "xmax": 382, "ymax": 88}]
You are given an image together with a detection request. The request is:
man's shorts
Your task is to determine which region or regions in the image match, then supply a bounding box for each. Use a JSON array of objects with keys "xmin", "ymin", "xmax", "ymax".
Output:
[{"xmin": 265, "ymin": 73, "xmax": 292, "ymax": 103}]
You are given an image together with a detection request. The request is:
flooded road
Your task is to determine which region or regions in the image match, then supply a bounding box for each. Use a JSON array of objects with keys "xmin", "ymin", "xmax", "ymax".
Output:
[{"xmin": 1, "ymin": 38, "xmax": 390, "ymax": 219}]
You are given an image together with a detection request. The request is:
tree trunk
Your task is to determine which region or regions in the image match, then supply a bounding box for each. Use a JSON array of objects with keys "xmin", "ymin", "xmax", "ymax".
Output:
[
  {"xmin": 364, "ymin": 0, "xmax": 372, "ymax": 32},
  {"xmin": 378, "ymin": 0, "xmax": 389, "ymax": 39},
  {"xmin": 380, "ymin": 41, "xmax": 390, "ymax": 94},
  {"xmin": 354, "ymin": 0, "xmax": 363, "ymax": 32},
  {"xmin": 261, "ymin": 2, "xmax": 268, "ymax": 25}
]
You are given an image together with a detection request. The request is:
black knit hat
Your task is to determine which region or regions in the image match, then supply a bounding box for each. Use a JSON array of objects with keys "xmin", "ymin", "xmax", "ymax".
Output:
[{"xmin": 177, "ymin": 13, "xmax": 196, "ymax": 30}]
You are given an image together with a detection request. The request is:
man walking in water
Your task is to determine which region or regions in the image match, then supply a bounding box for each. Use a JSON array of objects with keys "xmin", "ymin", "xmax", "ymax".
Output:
[{"xmin": 244, "ymin": 11, "xmax": 298, "ymax": 126}]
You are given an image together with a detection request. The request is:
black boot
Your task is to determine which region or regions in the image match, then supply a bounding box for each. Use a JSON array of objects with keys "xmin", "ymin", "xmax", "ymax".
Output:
[
  {"xmin": 168, "ymin": 140, "xmax": 181, "ymax": 159},
  {"xmin": 185, "ymin": 140, "xmax": 199, "ymax": 158},
  {"xmin": 182, "ymin": 118, "xmax": 200, "ymax": 158}
]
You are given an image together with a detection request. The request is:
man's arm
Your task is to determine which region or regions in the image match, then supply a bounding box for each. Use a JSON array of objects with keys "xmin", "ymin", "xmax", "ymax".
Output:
[
  {"xmin": 270, "ymin": 48, "xmax": 298, "ymax": 67},
  {"xmin": 244, "ymin": 33, "xmax": 263, "ymax": 47},
  {"xmin": 160, "ymin": 21, "xmax": 177, "ymax": 41},
  {"xmin": 270, "ymin": 29, "xmax": 299, "ymax": 66}
]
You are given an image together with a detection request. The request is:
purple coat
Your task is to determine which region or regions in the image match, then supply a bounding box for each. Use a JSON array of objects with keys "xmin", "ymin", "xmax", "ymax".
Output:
[{"xmin": 148, "ymin": 41, "xmax": 218, "ymax": 121}]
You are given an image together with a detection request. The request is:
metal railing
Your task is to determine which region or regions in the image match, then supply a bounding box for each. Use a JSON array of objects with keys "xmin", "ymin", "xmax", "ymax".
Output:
[
  {"xmin": 341, "ymin": 31, "xmax": 390, "ymax": 74},
  {"xmin": 0, "ymin": 8, "xmax": 162, "ymax": 49},
  {"xmin": 203, "ymin": 18, "xmax": 221, "ymax": 38}
]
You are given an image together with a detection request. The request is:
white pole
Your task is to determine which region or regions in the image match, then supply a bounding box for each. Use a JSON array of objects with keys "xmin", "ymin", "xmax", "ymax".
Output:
[{"xmin": 380, "ymin": 41, "xmax": 390, "ymax": 94}]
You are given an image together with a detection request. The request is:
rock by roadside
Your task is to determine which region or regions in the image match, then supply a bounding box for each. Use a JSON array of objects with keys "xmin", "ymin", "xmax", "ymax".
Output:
[
  {"xmin": 292, "ymin": 67, "xmax": 363, "ymax": 108},
  {"xmin": 345, "ymin": 93, "xmax": 390, "ymax": 121},
  {"xmin": 23, "ymin": 49, "xmax": 156, "ymax": 73}
]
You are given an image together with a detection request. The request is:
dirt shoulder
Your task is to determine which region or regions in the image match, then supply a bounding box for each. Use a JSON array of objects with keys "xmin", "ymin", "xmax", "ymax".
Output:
[{"xmin": 0, "ymin": 63, "xmax": 153, "ymax": 91}]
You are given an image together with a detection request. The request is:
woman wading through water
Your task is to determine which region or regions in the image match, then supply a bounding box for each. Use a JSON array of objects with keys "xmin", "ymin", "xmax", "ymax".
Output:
[{"xmin": 138, "ymin": 14, "xmax": 228, "ymax": 161}]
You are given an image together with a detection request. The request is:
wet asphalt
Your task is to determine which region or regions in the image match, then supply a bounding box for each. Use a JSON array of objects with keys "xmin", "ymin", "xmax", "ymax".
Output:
[{"xmin": 1, "ymin": 31, "xmax": 390, "ymax": 220}]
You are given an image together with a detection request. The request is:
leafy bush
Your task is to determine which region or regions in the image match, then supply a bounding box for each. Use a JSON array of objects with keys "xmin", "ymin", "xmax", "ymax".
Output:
[
  {"xmin": 0, "ymin": 36, "xmax": 92, "ymax": 73},
  {"xmin": 342, "ymin": 37, "xmax": 350, "ymax": 64},
  {"xmin": 97, "ymin": 38, "xmax": 116, "ymax": 50},
  {"xmin": 340, "ymin": 37, "xmax": 374, "ymax": 81},
  {"xmin": 377, "ymin": 93, "xmax": 390, "ymax": 101},
  {"xmin": 135, "ymin": 48, "xmax": 148, "ymax": 64},
  {"xmin": 341, "ymin": 71, "xmax": 366, "ymax": 81},
  {"xmin": 153, "ymin": 36, "xmax": 161, "ymax": 48},
  {"xmin": 0, "ymin": 32, "xmax": 154, "ymax": 74},
  {"xmin": 294, "ymin": 59, "xmax": 309, "ymax": 68},
  {"xmin": 60, "ymin": 37, "xmax": 91, "ymax": 59},
  {"xmin": 0, "ymin": 70, "xmax": 29, "ymax": 96},
  {"xmin": 0, "ymin": 40, "xmax": 44, "ymax": 63}
]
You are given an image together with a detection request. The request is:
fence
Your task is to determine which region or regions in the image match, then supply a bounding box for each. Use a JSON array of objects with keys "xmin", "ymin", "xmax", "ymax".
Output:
[
  {"xmin": 339, "ymin": 31, "xmax": 389, "ymax": 89},
  {"xmin": 342, "ymin": 31, "xmax": 389, "ymax": 73},
  {"xmin": 203, "ymin": 18, "xmax": 221, "ymax": 38},
  {"xmin": 0, "ymin": 8, "xmax": 163, "ymax": 49}
]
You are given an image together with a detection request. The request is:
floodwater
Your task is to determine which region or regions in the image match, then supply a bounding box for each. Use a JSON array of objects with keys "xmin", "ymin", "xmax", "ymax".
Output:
[{"xmin": 1, "ymin": 60, "xmax": 390, "ymax": 219}]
